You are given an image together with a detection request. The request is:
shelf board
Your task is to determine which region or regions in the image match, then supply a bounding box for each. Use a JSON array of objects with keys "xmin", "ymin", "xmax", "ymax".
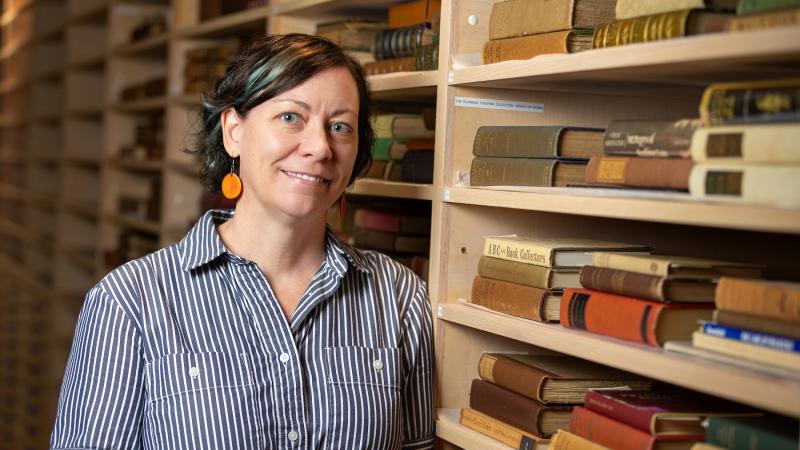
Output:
[
  {"xmin": 111, "ymin": 96, "xmax": 168, "ymax": 112},
  {"xmin": 108, "ymin": 214, "xmax": 161, "ymax": 234},
  {"xmin": 111, "ymin": 32, "xmax": 170, "ymax": 57},
  {"xmin": 437, "ymin": 303, "xmax": 800, "ymax": 417},
  {"xmin": 369, "ymin": 71, "xmax": 438, "ymax": 101},
  {"xmin": 273, "ymin": 0, "xmax": 396, "ymax": 17},
  {"xmin": 449, "ymin": 27, "xmax": 800, "ymax": 95},
  {"xmin": 350, "ymin": 178, "xmax": 433, "ymax": 201},
  {"xmin": 175, "ymin": 6, "xmax": 269, "ymax": 39},
  {"xmin": 109, "ymin": 158, "xmax": 163, "ymax": 172},
  {"xmin": 436, "ymin": 408, "xmax": 541, "ymax": 450},
  {"xmin": 443, "ymin": 186, "xmax": 800, "ymax": 235}
]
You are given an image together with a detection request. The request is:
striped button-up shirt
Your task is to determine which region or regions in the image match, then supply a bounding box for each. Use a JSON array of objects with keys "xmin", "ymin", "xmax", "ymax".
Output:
[{"xmin": 51, "ymin": 209, "xmax": 434, "ymax": 450}]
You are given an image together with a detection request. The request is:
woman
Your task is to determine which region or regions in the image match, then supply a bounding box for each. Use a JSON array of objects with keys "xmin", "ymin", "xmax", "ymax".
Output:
[{"xmin": 51, "ymin": 34, "xmax": 434, "ymax": 450}]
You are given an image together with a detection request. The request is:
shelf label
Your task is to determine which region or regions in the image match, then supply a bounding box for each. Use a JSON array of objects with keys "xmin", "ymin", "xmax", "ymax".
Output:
[
  {"xmin": 455, "ymin": 96, "xmax": 544, "ymax": 113},
  {"xmin": 437, "ymin": 306, "xmax": 443, "ymax": 317}
]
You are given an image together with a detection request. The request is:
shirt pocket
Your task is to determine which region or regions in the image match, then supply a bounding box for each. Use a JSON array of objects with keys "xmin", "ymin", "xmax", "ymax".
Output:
[
  {"xmin": 145, "ymin": 351, "xmax": 254, "ymax": 403},
  {"xmin": 325, "ymin": 346, "xmax": 401, "ymax": 390}
]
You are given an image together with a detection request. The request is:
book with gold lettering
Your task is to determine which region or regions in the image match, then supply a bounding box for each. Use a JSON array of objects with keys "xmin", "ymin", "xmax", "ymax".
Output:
[
  {"xmin": 592, "ymin": 9, "xmax": 732, "ymax": 49},
  {"xmin": 483, "ymin": 236, "xmax": 651, "ymax": 268},
  {"xmin": 699, "ymin": 78, "xmax": 800, "ymax": 126},
  {"xmin": 603, "ymin": 119, "xmax": 701, "ymax": 158}
]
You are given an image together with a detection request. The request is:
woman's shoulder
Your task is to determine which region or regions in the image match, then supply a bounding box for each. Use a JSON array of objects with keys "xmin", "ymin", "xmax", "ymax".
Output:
[{"xmin": 98, "ymin": 242, "xmax": 184, "ymax": 298}]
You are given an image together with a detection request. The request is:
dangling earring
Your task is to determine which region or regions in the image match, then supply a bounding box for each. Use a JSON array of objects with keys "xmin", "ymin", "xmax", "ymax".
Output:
[
  {"xmin": 339, "ymin": 192, "xmax": 347, "ymax": 219},
  {"xmin": 221, "ymin": 158, "xmax": 242, "ymax": 200}
]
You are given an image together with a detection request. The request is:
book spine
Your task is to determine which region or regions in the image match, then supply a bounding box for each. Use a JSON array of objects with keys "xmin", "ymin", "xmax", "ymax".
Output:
[
  {"xmin": 603, "ymin": 119, "xmax": 700, "ymax": 158},
  {"xmin": 615, "ymin": 0, "xmax": 704, "ymax": 20},
  {"xmin": 469, "ymin": 379, "xmax": 551, "ymax": 437},
  {"xmin": 736, "ymin": 0, "xmax": 800, "ymax": 14},
  {"xmin": 482, "ymin": 31, "xmax": 571, "ymax": 64},
  {"xmin": 400, "ymin": 150, "xmax": 434, "ymax": 183},
  {"xmin": 701, "ymin": 322, "xmax": 800, "ymax": 353},
  {"xmin": 489, "ymin": 0, "xmax": 574, "ymax": 40},
  {"xmin": 459, "ymin": 408, "xmax": 540, "ymax": 450},
  {"xmin": 689, "ymin": 163, "xmax": 800, "ymax": 207},
  {"xmin": 592, "ymin": 252, "xmax": 670, "ymax": 277},
  {"xmin": 353, "ymin": 208, "xmax": 400, "ymax": 233},
  {"xmin": 584, "ymin": 156, "xmax": 694, "ymax": 190},
  {"xmin": 729, "ymin": 6, "xmax": 800, "ymax": 31},
  {"xmin": 592, "ymin": 9, "xmax": 691, "ymax": 48},
  {"xmin": 579, "ymin": 266, "xmax": 666, "ymax": 302},
  {"xmin": 569, "ymin": 406, "xmax": 657, "ymax": 450},
  {"xmin": 692, "ymin": 331, "xmax": 800, "ymax": 371},
  {"xmin": 477, "ymin": 255, "xmax": 554, "ymax": 289},
  {"xmin": 473, "ymin": 126, "xmax": 562, "ymax": 158},
  {"xmin": 583, "ymin": 390, "xmax": 655, "ymax": 435},
  {"xmin": 707, "ymin": 417, "xmax": 797, "ymax": 450},
  {"xmin": 363, "ymin": 57, "xmax": 415, "ymax": 75},
  {"xmin": 689, "ymin": 124, "xmax": 800, "ymax": 163},
  {"xmin": 483, "ymin": 237, "xmax": 555, "ymax": 268},
  {"xmin": 470, "ymin": 157, "xmax": 555, "ymax": 187},
  {"xmin": 478, "ymin": 353, "xmax": 548, "ymax": 402},
  {"xmin": 699, "ymin": 79, "xmax": 800, "ymax": 126},
  {"xmin": 550, "ymin": 429, "xmax": 612, "ymax": 450},
  {"xmin": 471, "ymin": 276, "xmax": 549, "ymax": 322},
  {"xmin": 388, "ymin": 0, "xmax": 441, "ymax": 29},
  {"xmin": 714, "ymin": 309, "xmax": 800, "ymax": 340}
]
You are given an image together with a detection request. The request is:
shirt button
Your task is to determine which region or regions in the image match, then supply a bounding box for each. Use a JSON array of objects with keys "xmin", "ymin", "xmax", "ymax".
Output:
[
  {"xmin": 287, "ymin": 430, "xmax": 299, "ymax": 442},
  {"xmin": 373, "ymin": 359, "xmax": 384, "ymax": 370},
  {"xmin": 189, "ymin": 366, "xmax": 200, "ymax": 378},
  {"xmin": 279, "ymin": 352, "xmax": 290, "ymax": 363}
]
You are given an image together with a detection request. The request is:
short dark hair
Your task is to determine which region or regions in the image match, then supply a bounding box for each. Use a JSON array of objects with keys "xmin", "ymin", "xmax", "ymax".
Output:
[{"xmin": 190, "ymin": 33, "xmax": 374, "ymax": 192}]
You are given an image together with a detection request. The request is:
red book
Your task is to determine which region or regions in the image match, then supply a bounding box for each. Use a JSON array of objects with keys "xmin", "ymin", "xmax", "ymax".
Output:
[
  {"xmin": 569, "ymin": 406, "xmax": 698, "ymax": 450},
  {"xmin": 352, "ymin": 208, "xmax": 431, "ymax": 235},
  {"xmin": 560, "ymin": 288, "xmax": 714, "ymax": 347},
  {"xmin": 584, "ymin": 390, "xmax": 758, "ymax": 438}
]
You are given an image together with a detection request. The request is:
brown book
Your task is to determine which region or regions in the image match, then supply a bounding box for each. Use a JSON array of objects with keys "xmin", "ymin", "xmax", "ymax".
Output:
[
  {"xmin": 351, "ymin": 227, "xmax": 430, "ymax": 254},
  {"xmin": 388, "ymin": 0, "xmax": 441, "ymax": 28},
  {"xmin": 592, "ymin": 252, "xmax": 764, "ymax": 279},
  {"xmin": 715, "ymin": 277, "xmax": 800, "ymax": 322},
  {"xmin": 482, "ymin": 29, "xmax": 594, "ymax": 64},
  {"xmin": 459, "ymin": 408, "xmax": 547, "ymax": 450},
  {"xmin": 478, "ymin": 255, "xmax": 580, "ymax": 290},
  {"xmin": 471, "ymin": 275, "xmax": 561, "ymax": 323},
  {"xmin": 603, "ymin": 119, "xmax": 701, "ymax": 158},
  {"xmin": 478, "ymin": 353, "xmax": 651, "ymax": 404},
  {"xmin": 489, "ymin": 0, "xmax": 616, "ymax": 39},
  {"xmin": 615, "ymin": 0, "xmax": 738, "ymax": 20},
  {"xmin": 315, "ymin": 20, "xmax": 384, "ymax": 51},
  {"xmin": 728, "ymin": 6, "xmax": 800, "ymax": 31},
  {"xmin": 584, "ymin": 156, "xmax": 693, "ymax": 190},
  {"xmin": 470, "ymin": 379, "xmax": 573, "ymax": 438},
  {"xmin": 592, "ymin": 9, "xmax": 732, "ymax": 49},
  {"xmin": 471, "ymin": 157, "xmax": 587, "ymax": 187},
  {"xmin": 362, "ymin": 57, "xmax": 415, "ymax": 75},
  {"xmin": 579, "ymin": 266, "xmax": 717, "ymax": 303},
  {"xmin": 473, "ymin": 126, "xmax": 604, "ymax": 160},
  {"xmin": 713, "ymin": 309, "xmax": 800, "ymax": 340}
]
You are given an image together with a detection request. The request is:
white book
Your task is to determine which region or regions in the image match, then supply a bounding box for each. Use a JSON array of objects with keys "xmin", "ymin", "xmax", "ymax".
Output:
[
  {"xmin": 690, "ymin": 123, "xmax": 800, "ymax": 163},
  {"xmin": 689, "ymin": 163, "xmax": 800, "ymax": 208}
]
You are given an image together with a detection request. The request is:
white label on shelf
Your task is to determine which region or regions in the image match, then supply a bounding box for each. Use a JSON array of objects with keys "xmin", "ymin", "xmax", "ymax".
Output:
[
  {"xmin": 437, "ymin": 306, "xmax": 443, "ymax": 317},
  {"xmin": 443, "ymin": 189, "xmax": 451, "ymax": 201},
  {"xmin": 448, "ymin": 72, "xmax": 454, "ymax": 84},
  {"xmin": 455, "ymin": 96, "xmax": 544, "ymax": 113}
]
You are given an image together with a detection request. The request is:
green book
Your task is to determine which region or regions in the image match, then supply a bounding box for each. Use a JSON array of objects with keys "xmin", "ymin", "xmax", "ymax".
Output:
[
  {"xmin": 707, "ymin": 416, "xmax": 798, "ymax": 450},
  {"xmin": 737, "ymin": 0, "xmax": 800, "ymax": 14},
  {"xmin": 472, "ymin": 126, "xmax": 603, "ymax": 160}
]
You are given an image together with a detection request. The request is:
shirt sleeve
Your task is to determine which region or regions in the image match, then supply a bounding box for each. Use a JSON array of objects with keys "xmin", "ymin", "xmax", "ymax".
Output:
[
  {"xmin": 400, "ymin": 280, "xmax": 435, "ymax": 450},
  {"xmin": 50, "ymin": 285, "xmax": 145, "ymax": 450}
]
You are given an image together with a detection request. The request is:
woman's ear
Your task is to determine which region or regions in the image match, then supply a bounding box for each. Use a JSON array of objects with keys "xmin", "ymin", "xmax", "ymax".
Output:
[{"xmin": 221, "ymin": 107, "xmax": 243, "ymax": 158}]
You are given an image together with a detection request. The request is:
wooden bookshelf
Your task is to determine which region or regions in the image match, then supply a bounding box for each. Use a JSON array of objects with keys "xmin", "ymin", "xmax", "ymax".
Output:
[
  {"xmin": 175, "ymin": 6, "xmax": 270, "ymax": 39},
  {"xmin": 111, "ymin": 33, "xmax": 170, "ymax": 57},
  {"xmin": 111, "ymin": 96, "xmax": 168, "ymax": 112}
]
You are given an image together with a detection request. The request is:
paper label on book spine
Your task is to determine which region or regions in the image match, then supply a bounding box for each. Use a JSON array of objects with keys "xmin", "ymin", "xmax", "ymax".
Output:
[
  {"xmin": 706, "ymin": 170, "xmax": 743, "ymax": 196},
  {"xmin": 484, "ymin": 238, "xmax": 551, "ymax": 266},
  {"xmin": 455, "ymin": 96, "xmax": 544, "ymax": 113},
  {"xmin": 596, "ymin": 158, "xmax": 628, "ymax": 183},
  {"xmin": 706, "ymin": 133, "xmax": 743, "ymax": 157}
]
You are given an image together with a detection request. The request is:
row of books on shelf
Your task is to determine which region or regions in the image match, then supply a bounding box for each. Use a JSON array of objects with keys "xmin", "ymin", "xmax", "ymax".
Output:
[
  {"xmin": 482, "ymin": 0, "xmax": 800, "ymax": 64},
  {"xmin": 458, "ymin": 351, "xmax": 798, "ymax": 449},
  {"xmin": 470, "ymin": 77, "xmax": 800, "ymax": 209},
  {"xmin": 118, "ymin": 113, "xmax": 164, "ymax": 162},
  {"xmin": 366, "ymin": 111, "xmax": 436, "ymax": 184}
]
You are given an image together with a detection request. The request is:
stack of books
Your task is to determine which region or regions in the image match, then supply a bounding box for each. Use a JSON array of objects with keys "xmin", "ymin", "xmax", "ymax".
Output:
[
  {"xmin": 689, "ymin": 78, "xmax": 800, "ymax": 208},
  {"xmin": 183, "ymin": 40, "xmax": 241, "ymax": 95},
  {"xmin": 481, "ymin": 0, "xmax": 609, "ymax": 64},
  {"xmin": 469, "ymin": 236, "xmax": 651, "ymax": 323},
  {"xmin": 314, "ymin": 20, "xmax": 385, "ymax": 66},
  {"xmin": 593, "ymin": 0, "xmax": 735, "ymax": 49},
  {"xmin": 362, "ymin": 0, "xmax": 440, "ymax": 75},
  {"xmin": 728, "ymin": 0, "xmax": 800, "ymax": 32},
  {"xmin": 562, "ymin": 253, "xmax": 763, "ymax": 347},
  {"xmin": 118, "ymin": 113, "xmax": 164, "ymax": 162},
  {"xmin": 460, "ymin": 353, "xmax": 651, "ymax": 449},
  {"xmin": 584, "ymin": 119, "xmax": 700, "ymax": 191},
  {"xmin": 469, "ymin": 125, "xmax": 603, "ymax": 187},
  {"xmin": 369, "ymin": 112, "xmax": 435, "ymax": 183}
]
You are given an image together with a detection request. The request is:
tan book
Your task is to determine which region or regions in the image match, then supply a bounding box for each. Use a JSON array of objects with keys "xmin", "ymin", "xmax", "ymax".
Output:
[
  {"xmin": 478, "ymin": 255, "xmax": 581, "ymax": 290},
  {"xmin": 715, "ymin": 277, "xmax": 800, "ymax": 322},
  {"xmin": 691, "ymin": 331, "xmax": 800, "ymax": 371},
  {"xmin": 689, "ymin": 163, "xmax": 800, "ymax": 208},
  {"xmin": 615, "ymin": 0, "xmax": 738, "ymax": 20},
  {"xmin": 470, "ymin": 157, "xmax": 588, "ymax": 187},
  {"xmin": 478, "ymin": 353, "xmax": 651, "ymax": 404},
  {"xmin": 315, "ymin": 19, "xmax": 385, "ymax": 51},
  {"xmin": 550, "ymin": 429, "xmax": 611, "ymax": 450},
  {"xmin": 489, "ymin": 0, "xmax": 616, "ymax": 40},
  {"xmin": 485, "ymin": 236, "xmax": 652, "ymax": 269},
  {"xmin": 592, "ymin": 252, "xmax": 764, "ymax": 278},
  {"xmin": 690, "ymin": 124, "xmax": 800, "ymax": 163},
  {"xmin": 584, "ymin": 156, "xmax": 694, "ymax": 190},
  {"xmin": 714, "ymin": 310, "xmax": 800, "ymax": 340},
  {"xmin": 470, "ymin": 275, "xmax": 562, "ymax": 322},
  {"xmin": 473, "ymin": 126, "xmax": 604, "ymax": 159},
  {"xmin": 579, "ymin": 265, "xmax": 717, "ymax": 303},
  {"xmin": 482, "ymin": 29, "xmax": 594, "ymax": 64},
  {"xmin": 728, "ymin": 6, "xmax": 800, "ymax": 31},
  {"xmin": 459, "ymin": 408, "xmax": 549, "ymax": 449}
]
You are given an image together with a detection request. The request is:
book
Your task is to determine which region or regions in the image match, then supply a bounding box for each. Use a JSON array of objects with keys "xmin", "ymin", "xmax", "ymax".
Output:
[
  {"xmin": 352, "ymin": 208, "xmax": 430, "ymax": 235},
  {"xmin": 579, "ymin": 266, "xmax": 717, "ymax": 303},
  {"xmin": 315, "ymin": 20, "xmax": 384, "ymax": 51},
  {"xmin": 471, "ymin": 276, "xmax": 562, "ymax": 323},
  {"xmin": 716, "ymin": 276, "xmax": 800, "ymax": 322},
  {"xmin": 459, "ymin": 407, "xmax": 549, "ymax": 450},
  {"xmin": 550, "ymin": 429, "xmax": 611, "ymax": 450},
  {"xmin": 570, "ymin": 406, "xmax": 698, "ymax": 450},
  {"xmin": 700, "ymin": 321, "xmax": 799, "ymax": 353},
  {"xmin": 470, "ymin": 157, "xmax": 587, "ymax": 187},
  {"xmin": 729, "ymin": 5, "xmax": 800, "ymax": 31},
  {"xmin": 351, "ymin": 228, "xmax": 430, "ymax": 254},
  {"xmin": 371, "ymin": 138, "xmax": 407, "ymax": 161},
  {"xmin": 375, "ymin": 24, "xmax": 436, "ymax": 60},
  {"xmin": 689, "ymin": 444, "xmax": 726, "ymax": 450},
  {"xmin": 688, "ymin": 163, "xmax": 800, "ymax": 208},
  {"xmin": 699, "ymin": 78, "xmax": 800, "ymax": 126},
  {"xmin": 591, "ymin": 253, "xmax": 763, "ymax": 279},
  {"xmin": 584, "ymin": 390, "xmax": 757, "ymax": 438},
  {"xmin": 714, "ymin": 309, "xmax": 800, "ymax": 340},
  {"xmin": 691, "ymin": 331, "xmax": 800, "ymax": 371},
  {"xmin": 706, "ymin": 415, "xmax": 799, "ymax": 450},
  {"xmin": 664, "ymin": 340, "xmax": 800, "ymax": 380},
  {"xmin": 400, "ymin": 150, "xmax": 434, "ymax": 183},
  {"xmin": 603, "ymin": 119, "xmax": 701, "ymax": 158},
  {"xmin": 489, "ymin": 0, "xmax": 616, "ymax": 40},
  {"xmin": 615, "ymin": 0, "xmax": 738, "ymax": 20},
  {"xmin": 469, "ymin": 379, "xmax": 573, "ymax": 438},
  {"xmin": 592, "ymin": 9, "xmax": 732, "ymax": 49},
  {"xmin": 584, "ymin": 156, "xmax": 694, "ymax": 190},
  {"xmin": 482, "ymin": 29, "xmax": 594, "ymax": 64},
  {"xmin": 362, "ymin": 56, "xmax": 416, "ymax": 75},
  {"xmin": 736, "ymin": 0, "xmax": 800, "ymax": 14},
  {"xmin": 561, "ymin": 288, "xmax": 714, "ymax": 347},
  {"xmin": 478, "ymin": 353, "xmax": 651, "ymax": 404},
  {"xmin": 484, "ymin": 236, "xmax": 652, "ymax": 269},
  {"xmin": 388, "ymin": 0, "xmax": 441, "ymax": 28},
  {"xmin": 689, "ymin": 123, "xmax": 800, "ymax": 162},
  {"xmin": 372, "ymin": 114, "xmax": 434, "ymax": 139},
  {"xmin": 413, "ymin": 43, "xmax": 439, "ymax": 71},
  {"xmin": 473, "ymin": 126, "xmax": 604, "ymax": 159},
  {"xmin": 478, "ymin": 255, "xmax": 581, "ymax": 289}
]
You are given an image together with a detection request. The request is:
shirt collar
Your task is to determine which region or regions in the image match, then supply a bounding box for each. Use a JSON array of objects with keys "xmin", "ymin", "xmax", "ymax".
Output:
[{"xmin": 179, "ymin": 209, "xmax": 370, "ymax": 275}]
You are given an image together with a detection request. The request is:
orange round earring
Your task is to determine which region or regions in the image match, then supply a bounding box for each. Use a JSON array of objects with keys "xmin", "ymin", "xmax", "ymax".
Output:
[{"xmin": 221, "ymin": 158, "xmax": 242, "ymax": 200}]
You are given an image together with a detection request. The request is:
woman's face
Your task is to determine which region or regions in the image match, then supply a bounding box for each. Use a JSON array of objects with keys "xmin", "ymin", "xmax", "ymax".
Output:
[{"xmin": 222, "ymin": 66, "xmax": 360, "ymax": 223}]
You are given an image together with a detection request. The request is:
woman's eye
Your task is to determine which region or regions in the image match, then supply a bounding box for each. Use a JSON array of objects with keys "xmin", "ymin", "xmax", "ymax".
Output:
[
  {"xmin": 280, "ymin": 113, "xmax": 299, "ymax": 123},
  {"xmin": 330, "ymin": 122, "xmax": 353, "ymax": 134}
]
